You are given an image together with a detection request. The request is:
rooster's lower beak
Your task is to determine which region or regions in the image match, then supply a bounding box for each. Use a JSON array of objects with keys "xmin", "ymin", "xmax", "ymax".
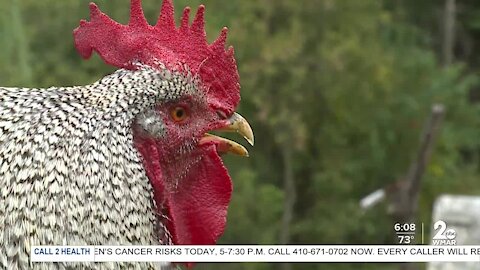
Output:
[{"xmin": 200, "ymin": 112, "xmax": 254, "ymax": 157}]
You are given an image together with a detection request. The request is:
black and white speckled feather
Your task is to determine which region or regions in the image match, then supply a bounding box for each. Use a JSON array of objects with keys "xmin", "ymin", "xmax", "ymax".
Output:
[{"xmin": 0, "ymin": 66, "xmax": 198, "ymax": 269}]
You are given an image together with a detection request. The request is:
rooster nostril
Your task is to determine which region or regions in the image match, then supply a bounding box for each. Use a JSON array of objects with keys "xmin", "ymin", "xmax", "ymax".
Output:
[{"xmin": 216, "ymin": 110, "xmax": 228, "ymax": 120}]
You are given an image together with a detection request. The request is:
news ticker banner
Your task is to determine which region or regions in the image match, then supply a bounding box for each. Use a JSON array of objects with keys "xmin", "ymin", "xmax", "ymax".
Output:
[{"xmin": 31, "ymin": 245, "xmax": 480, "ymax": 262}]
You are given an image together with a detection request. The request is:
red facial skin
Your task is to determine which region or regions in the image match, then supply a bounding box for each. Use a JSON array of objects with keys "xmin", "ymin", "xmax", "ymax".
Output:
[{"xmin": 133, "ymin": 99, "xmax": 234, "ymax": 249}]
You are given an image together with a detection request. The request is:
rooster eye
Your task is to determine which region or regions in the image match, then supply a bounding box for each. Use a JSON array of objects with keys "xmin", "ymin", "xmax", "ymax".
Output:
[{"xmin": 170, "ymin": 106, "xmax": 188, "ymax": 122}]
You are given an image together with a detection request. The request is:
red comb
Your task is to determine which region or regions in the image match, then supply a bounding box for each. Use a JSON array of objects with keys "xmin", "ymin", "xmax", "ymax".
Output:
[{"xmin": 74, "ymin": 0, "xmax": 240, "ymax": 113}]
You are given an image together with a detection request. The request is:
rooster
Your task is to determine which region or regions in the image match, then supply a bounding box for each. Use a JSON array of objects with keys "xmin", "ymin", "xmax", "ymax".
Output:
[{"xmin": 0, "ymin": 0, "xmax": 254, "ymax": 269}]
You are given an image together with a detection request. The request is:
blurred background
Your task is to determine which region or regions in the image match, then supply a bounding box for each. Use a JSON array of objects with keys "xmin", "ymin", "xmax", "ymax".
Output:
[{"xmin": 1, "ymin": 0, "xmax": 480, "ymax": 269}]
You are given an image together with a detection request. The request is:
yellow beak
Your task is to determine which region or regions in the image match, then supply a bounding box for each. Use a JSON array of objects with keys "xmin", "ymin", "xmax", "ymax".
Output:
[{"xmin": 200, "ymin": 112, "xmax": 254, "ymax": 157}]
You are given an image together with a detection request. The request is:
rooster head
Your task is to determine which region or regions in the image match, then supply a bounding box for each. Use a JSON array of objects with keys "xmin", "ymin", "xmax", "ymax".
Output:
[{"xmin": 73, "ymin": 0, "xmax": 253, "ymax": 247}]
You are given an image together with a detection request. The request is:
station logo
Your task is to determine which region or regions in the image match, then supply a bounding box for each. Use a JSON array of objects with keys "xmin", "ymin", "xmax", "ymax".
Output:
[{"xmin": 432, "ymin": 220, "xmax": 456, "ymax": 245}]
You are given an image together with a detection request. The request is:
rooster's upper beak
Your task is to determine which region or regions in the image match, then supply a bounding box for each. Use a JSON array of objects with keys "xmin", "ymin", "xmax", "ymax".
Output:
[{"xmin": 200, "ymin": 112, "xmax": 254, "ymax": 157}]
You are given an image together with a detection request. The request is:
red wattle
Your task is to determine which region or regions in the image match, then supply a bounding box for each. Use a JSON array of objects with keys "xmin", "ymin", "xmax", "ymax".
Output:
[
  {"xmin": 133, "ymin": 136, "xmax": 232, "ymax": 264},
  {"xmin": 167, "ymin": 144, "xmax": 232, "ymax": 246}
]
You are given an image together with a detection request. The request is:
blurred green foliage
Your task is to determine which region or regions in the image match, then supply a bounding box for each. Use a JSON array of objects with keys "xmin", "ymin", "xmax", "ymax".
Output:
[{"xmin": 1, "ymin": 0, "xmax": 479, "ymax": 269}]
